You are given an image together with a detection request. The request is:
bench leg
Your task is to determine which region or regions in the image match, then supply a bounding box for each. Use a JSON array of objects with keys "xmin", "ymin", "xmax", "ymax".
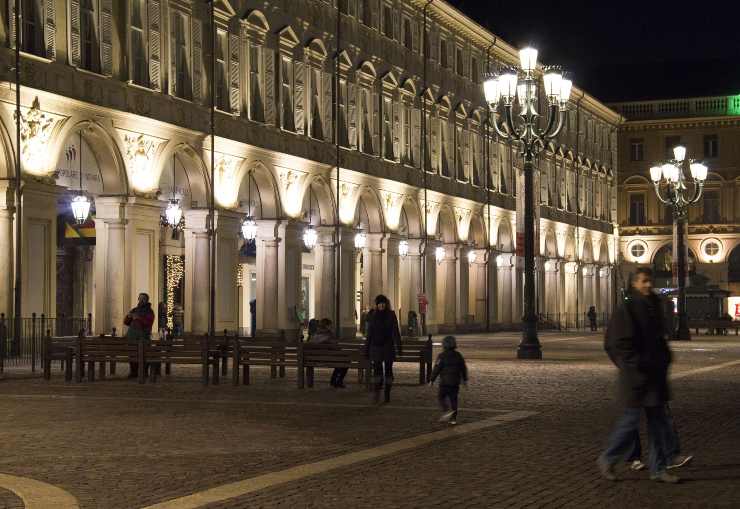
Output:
[
  {"xmin": 110, "ymin": 361, "xmax": 116, "ymax": 375},
  {"xmin": 307, "ymin": 367, "xmax": 314, "ymax": 388},
  {"xmin": 419, "ymin": 361, "xmax": 425, "ymax": 385},
  {"xmin": 165, "ymin": 362, "xmax": 171, "ymax": 375},
  {"xmin": 65, "ymin": 351, "xmax": 73, "ymax": 382},
  {"xmin": 212, "ymin": 356, "xmax": 220, "ymax": 385},
  {"xmin": 88, "ymin": 361, "xmax": 95, "ymax": 382},
  {"xmin": 243, "ymin": 365, "xmax": 250, "ymax": 385}
]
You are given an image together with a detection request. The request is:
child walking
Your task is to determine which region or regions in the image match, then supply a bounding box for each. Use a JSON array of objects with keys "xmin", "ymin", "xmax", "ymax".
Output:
[{"xmin": 430, "ymin": 336, "xmax": 468, "ymax": 425}]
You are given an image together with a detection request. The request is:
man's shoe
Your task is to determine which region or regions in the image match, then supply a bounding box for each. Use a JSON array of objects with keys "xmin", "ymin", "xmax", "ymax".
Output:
[
  {"xmin": 650, "ymin": 471, "xmax": 680, "ymax": 484},
  {"xmin": 667, "ymin": 454, "xmax": 693, "ymax": 470},
  {"xmin": 449, "ymin": 419, "xmax": 457, "ymax": 425},
  {"xmin": 335, "ymin": 382, "xmax": 346, "ymax": 389},
  {"xmin": 629, "ymin": 460, "xmax": 646, "ymax": 471},
  {"xmin": 438, "ymin": 410, "xmax": 455, "ymax": 423},
  {"xmin": 597, "ymin": 457, "xmax": 617, "ymax": 481}
]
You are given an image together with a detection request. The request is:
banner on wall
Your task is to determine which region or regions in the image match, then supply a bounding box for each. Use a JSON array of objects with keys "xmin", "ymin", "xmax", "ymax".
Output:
[{"xmin": 58, "ymin": 214, "xmax": 96, "ymax": 245}]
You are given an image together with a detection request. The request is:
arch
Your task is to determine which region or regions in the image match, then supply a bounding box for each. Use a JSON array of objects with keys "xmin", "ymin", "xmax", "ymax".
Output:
[
  {"xmin": 401, "ymin": 78, "xmax": 416, "ymax": 95},
  {"xmin": 469, "ymin": 214, "xmax": 486, "ymax": 248},
  {"xmin": 305, "ymin": 38, "xmax": 328, "ymax": 60},
  {"xmin": 400, "ymin": 196, "xmax": 422, "ymax": 238},
  {"xmin": 544, "ymin": 229, "xmax": 558, "ymax": 258},
  {"xmin": 354, "ymin": 186, "xmax": 384, "ymax": 233},
  {"xmin": 438, "ymin": 95, "xmax": 451, "ymax": 111},
  {"xmin": 597, "ymin": 238, "xmax": 610, "ymax": 264},
  {"xmin": 301, "ymin": 175, "xmax": 336, "ymax": 225},
  {"xmin": 0, "ymin": 115, "xmax": 16, "ymax": 179},
  {"xmin": 235, "ymin": 160, "xmax": 280, "ymax": 219},
  {"xmin": 244, "ymin": 9, "xmax": 270, "ymax": 31},
  {"xmin": 623, "ymin": 175, "xmax": 650, "ymax": 185},
  {"xmin": 278, "ymin": 25, "xmax": 300, "ymax": 47},
  {"xmin": 437, "ymin": 205, "xmax": 457, "ymax": 244},
  {"xmin": 496, "ymin": 218, "xmax": 513, "ymax": 252},
  {"xmin": 564, "ymin": 229, "xmax": 576, "ymax": 260},
  {"xmin": 454, "ymin": 101, "xmax": 467, "ymax": 118},
  {"xmin": 470, "ymin": 107, "xmax": 484, "ymax": 124},
  {"xmin": 155, "ymin": 142, "xmax": 209, "ymax": 208},
  {"xmin": 52, "ymin": 120, "xmax": 128, "ymax": 195},
  {"xmin": 381, "ymin": 71, "xmax": 398, "ymax": 88},
  {"xmin": 581, "ymin": 235, "xmax": 594, "ymax": 263},
  {"xmin": 705, "ymin": 172, "xmax": 724, "ymax": 182},
  {"xmin": 420, "ymin": 87, "xmax": 435, "ymax": 104},
  {"xmin": 358, "ymin": 60, "xmax": 377, "ymax": 78},
  {"xmin": 728, "ymin": 244, "xmax": 740, "ymax": 282},
  {"xmin": 652, "ymin": 242, "xmax": 697, "ymax": 275}
]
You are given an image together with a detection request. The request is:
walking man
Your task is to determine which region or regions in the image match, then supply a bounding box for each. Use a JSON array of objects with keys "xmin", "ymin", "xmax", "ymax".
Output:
[{"xmin": 598, "ymin": 268, "xmax": 679, "ymax": 483}]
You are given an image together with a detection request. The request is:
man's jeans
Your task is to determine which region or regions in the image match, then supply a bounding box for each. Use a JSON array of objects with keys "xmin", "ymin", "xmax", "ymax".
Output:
[
  {"xmin": 626, "ymin": 404, "xmax": 681, "ymax": 462},
  {"xmin": 601, "ymin": 405, "xmax": 673, "ymax": 474}
]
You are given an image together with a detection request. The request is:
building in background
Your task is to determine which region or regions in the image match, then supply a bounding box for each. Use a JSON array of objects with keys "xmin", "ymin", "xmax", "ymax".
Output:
[
  {"xmin": 611, "ymin": 94, "xmax": 740, "ymax": 319},
  {"xmin": 0, "ymin": 0, "xmax": 619, "ymax": 339}
]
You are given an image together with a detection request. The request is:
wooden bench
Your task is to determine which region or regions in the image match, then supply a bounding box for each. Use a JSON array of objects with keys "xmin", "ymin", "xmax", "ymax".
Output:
[
  {"xmin": 231, "ymin": 337, "xmax": 300, "ymax": 385},
  {"xmin": 77, "ymin": 335, "xmax": 140, "ymax": 383},
  {"xmin": 689, "ymin": 321, "xmax": 740, "ymax": 336},
  {"xmin": 42, "ymin": 333, "xmax": 79, "ymax": 382},
  {"xmin": 299, "ymin": 341, "xmax": 371, "ymax": 389},
  {"xmin": 152, "ymin": 335, "xmax": 224, "ymax": 385},
  {"xmin": 396, "ymin": 337, "xmax": 434, "ymax": 384}
]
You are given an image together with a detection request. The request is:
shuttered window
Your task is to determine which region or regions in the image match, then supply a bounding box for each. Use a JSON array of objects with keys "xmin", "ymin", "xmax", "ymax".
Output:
[
  {"xmin": 173, "ymin": 12, "xmax": 192, "ymax": 100},
  {"xmin": 80, "ymin": 0, "xmax": 100, "ymax": 73},
  {"xmin": 215, "ymin": 29, "xmax": 229, "ymax": 111},
  {"xmin": 130, "ymin": 0, "xmax": 148, "ymax": 86}
]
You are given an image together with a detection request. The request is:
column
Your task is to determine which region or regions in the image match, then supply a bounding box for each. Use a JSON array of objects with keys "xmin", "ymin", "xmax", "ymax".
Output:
[
  {"xmin": 312, "ymin": 227, "xmax": 335, "ymax": 324},
  {"xmin": 276, "ymin": 220, "xmax": 303, "ymax": 340},
  {"xmin": 363, "ymin": 233, "xmax": 384, "ymax": 311},
  {"xmin": 425, "ymin": 239, "xmax": 440, "ymax": 334},
  {"xmin": 497, "ymin": 253, "xmax": 514, "ymax": 326},
  {"xmin": 593, "ymin": 264, "xmax": 602, "ymax": 313},
  {"xmin": 468, "ymin": 249, "xmax": 487, "ymax": 328},
  {"xmin": 455, "ymin": 245, "xmax": 470, "ymax": 331},
  {"xmin": 338, "ymin": 227, "xmax": 356, "ymax": 338},
  {"xmin": 537, "ymin": 256, "xmax": 546, "ymax": 318},
  {"xmin": 514, "ymin": 255, "xmax": 524, "ymax": 325},
  {"xmin": 0, "ymin": 181, "xmax": 15, "ymax": 317},
  {"xmin": 436, "ymin": 243, "xmax": 457, "ymax": 332},
  {"xmin": 183, "ymin": 210, "xmax": 210, "ymax": 333},
  {"xmin": 564, "ymin": 261, "xmax": 579, "ymax": 328},
  {"xmin": 544, "ymin": 259, "xmax": 559, "ymax": 321},
  {"xmin": 255, "ymin": 221, "xmax": 280, "ymax": 333},
  {"xmin": 381, "ymin": 234, "xmax": 401, "ymax": 317},
  {"xmin": 21, "ymin": 181, "xmax": 60, "ymax": 317},
  {"xmin": 93, "ymin": 197, "xmax": 160, "ymax": 334},
  {"xmin": 582, "ymin": 264, "xmax": 594, "ymax": 322},
  {"xmin": 599, "ymin": 266, "xmax": 612, "ymax": 317},
  {"xmin": 213, "ymin": 211, "xmax": 241, "ymax": 333},
  {"xmin": 400, "ymin": 239, "xmax": 423, "ymax": 331}
]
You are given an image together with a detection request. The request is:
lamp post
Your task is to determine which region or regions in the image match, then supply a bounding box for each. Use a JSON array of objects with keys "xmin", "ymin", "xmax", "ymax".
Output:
[
  {"xmin": 483, "ymin": 47, "xmax": 571, "ymax": 359},
  {"xmin": 649, "ymin": 145, "xmax": 707, "ymax": 340}
]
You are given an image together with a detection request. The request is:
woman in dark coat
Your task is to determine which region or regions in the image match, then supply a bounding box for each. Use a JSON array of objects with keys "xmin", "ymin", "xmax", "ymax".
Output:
[{"xmin": 365, "ymin": 295, "xmax": 402, "ymax": 403}]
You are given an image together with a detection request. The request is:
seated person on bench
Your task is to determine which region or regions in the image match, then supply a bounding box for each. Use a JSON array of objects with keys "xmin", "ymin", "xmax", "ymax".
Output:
[{"xmin": 309, "ymin": 318, "xmax": 348, "ymax": 388}]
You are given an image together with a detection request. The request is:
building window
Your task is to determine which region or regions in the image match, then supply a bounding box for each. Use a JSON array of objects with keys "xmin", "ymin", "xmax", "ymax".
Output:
[
  {"xmin": 456, "ymin": 47, "xmax": 464, "ymax": 76},
  {"xmin": 280, "ymin": 57, "xmax": 295, "ymax": 132},
  {"xmin": 17, "ymin": 0, "xmax": 44, "ymax": 56},
  {"xmin": 455, "ymin": 125, "xmax": 465, "ymax": 180},
  {"xmin": 382, "ymin": 97, "xmax": 393, "ymax": 159},
  {"xmin": 173, "ymin": 12, "xmax": 191, "ymax": 100},
  {"xmin": 665, "ymin": 135, "xmax": 681, "ymax": 159},
  {"xmin": 704, "ymin": 241, "xmax": 720, "ymax": 257},
  {"xmin": 702, "ymin": 190, "xmax": 720, "ymax": 224},
  {"xmin": 130, "ymin": 0, "xmax": 148, "ymax": 86},
  {"xmin": 629, "ymin": 194, "xmax": 645, "ymax": 226},
  {"xmin": 403, "ymin": 17, "xmax": 412, "ymax": 49},
  {"xmin": 310, "ymin": 68, "xmax": 323, "ymax": 139},
  {"xmin": 630, "ymin": 243, "xmax": 646, "ymax": 259},
  {"xmin": 471, "ymin": 57, "xmax": 478, "ymax": 84},
  {"xmin": 382, "ymin": 4, "xmax": 392, "ymax": 38},
  {"xmin": 248, "ymin": 43, "xmax": 264, "ymax": 122},
  {"xmin": 361, "ymin": 0, "xmax": 372, "ymax": 26},
  {"xmin": 80, "ymin": 0, "xmax": 101, "ymax": 73},
  {"xmin": 440, "ymin": 119, "xmax": 451, "ymax": 177},
  {"xmin": 440, "ymin": 38, "xmax": 447, "ymax": 68},
  {"xmin": 338, "ymin": 79, "xmax": 348, "ymax": 146},
  {"xmin": 215, "ymin": 29, "xmax": 229, "ymax": 111},
  {"xmin": 704, "ymin": 134, "xmax": 718, "ymax": 158},
  {"xmin": 402, "ymin": 105, "xmax": 411, "ymax": 164},
  {"xmin": 629, "ymin": 139, "xmax": 644, "ymax": 162},
  {"xmin": 360, "ymin": 88, "xmax": 374, "ymax": 155}
]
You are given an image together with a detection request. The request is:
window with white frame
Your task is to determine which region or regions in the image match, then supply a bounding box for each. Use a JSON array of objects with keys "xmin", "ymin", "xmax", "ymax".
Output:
[
  {"xmin": 280, "ymin": 56, "xmax": 295, "ymax": 131},
  {"xmin": 471, "ymin": 56, "xmax": 478, "ymax": 84},
  {"xmin": 130, "ymin": 0, "xmax": 148, "ymax": 86},
  {"xmin": 361, "ymin": 0, "xmax": 372, "ymax": 26},
  {"xmin": 248, "ymin": 42, "xmax": 264, "ymax": 121},
  {"xmin": 360, "ymin": 87, "xmax": 374, "ymax": 155},
  {"xmin": 382, "ymin": 3, "xmax": 393, "ymax": 38},
  {"xmin": 403, "ymin": 17, "xmax": 412, "ymax": 49},
  {"xmin": 402, "ymin": 104, "xmax": 412, "ymax": 165},
  {"xmin": 440, "ymin": 117, "xmax": 451, "ymax": 177},
  {"xmin": 455, "ymin": 125, "xmax": 465, "ymax": 180},
  {"xmin": 9, "ymin": 0, "xmax": 48, "ymax": 57},
  {"xmin": 440, "ymin": 37, "xmax": 448, "ymax": 68},
  {"xmin": 338, "ymin": 79, "xmax": 349, "ymax": 146},
  {"xmin": 215, "ymin": 29, "xmax": 229, "ymax": 111},
  {"xmin": 173, "ymin": 11, "xmax": 192, "ymax": 100},
  {"xmin": 80, "ymin": 0, "xmax": 101, "ymax": 73},
  {"xmin": 382, "ymin": 96, "xmax": 394, "ymax": 159},
  {"xmin": 456, "ymin": 47, "xmax": 464, "ymax": 76},
  {"xmin": 310, "ymin": 67, "xmax": 323, "ymax": 139}
]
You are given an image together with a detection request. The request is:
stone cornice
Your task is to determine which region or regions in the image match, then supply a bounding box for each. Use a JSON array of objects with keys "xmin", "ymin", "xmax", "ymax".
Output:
[
  {"xmin": 619, "ymin": 224, "xmax": 740, "ymax": 236},
  {"xmin": 620, "ymin": 116, "xmax": 740, "ymax": 131}
]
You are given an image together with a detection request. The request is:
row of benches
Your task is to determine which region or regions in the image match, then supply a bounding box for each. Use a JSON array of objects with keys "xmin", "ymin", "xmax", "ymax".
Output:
[{"xmin": 43, "ymin": 333, "xmax": 434, "ymax": 388}]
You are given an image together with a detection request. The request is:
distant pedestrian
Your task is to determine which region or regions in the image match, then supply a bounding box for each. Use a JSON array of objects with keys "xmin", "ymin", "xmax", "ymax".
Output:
[
  {"xmin": 249, "ymin": 299, "xmax": 257, "ymax": 338},
  {"xmin": 598, "ymin": 268, "xmax": 679, "ymax": 483},
  {"xmin": 365, "ymin": 295, "xmax": 402, "ymax": 404},
  {"xmin": 125, "ymin": 293, "xmax": 155, "ymax": 378},
  {"xmin": 587, "ymin": 306, "xmax": 598, "ymax": 331},
  {"xmin": 407, "ymin": 310, "xmax": 419, "ymax": 337},
  {"xmin": 172, "ymin": 304, "xmax": 184, "ymax": 336},
  {"xmin": 430, "ymin": 335, "xmax": 468, "ymax": 425}
]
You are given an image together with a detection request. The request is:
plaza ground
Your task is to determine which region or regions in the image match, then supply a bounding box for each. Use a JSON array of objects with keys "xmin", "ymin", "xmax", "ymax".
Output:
[{"xmin": 0, "ymin": 331, "xmax": 739, "ymax": 508}]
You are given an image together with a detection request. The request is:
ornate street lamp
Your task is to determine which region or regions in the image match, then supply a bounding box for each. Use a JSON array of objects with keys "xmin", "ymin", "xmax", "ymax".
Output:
[
  {"xmin": 303, "ymin": 184, "xmax": 318, "ymax": 249},
  {"xmin": 483, "ymin": 47, "xmax": 571, "ymax": 359},
  {"xmin": 354, "ymin": 231, "xmax": 367, "ymax": 250},
  {"xmin": 241, "ymin": 171, "xmax": 258, "ymax": 241},
  {"xmin": 70, "ymin": 131, "xmax": 91, "ymax": 224},
  {"xmin": 650, "ymin": 145, "xmax": 707, "ymax": 340},
  {"xmin": 467, "ymin": 250, "xmax": 477, "ymax": 264},
  {"xmin": 161, "ymin": 153, "xmax": 184, "ymax": 230},
  {"xmin": 435, "ymin": 246, "xmax": 445, "ymax": 264}
]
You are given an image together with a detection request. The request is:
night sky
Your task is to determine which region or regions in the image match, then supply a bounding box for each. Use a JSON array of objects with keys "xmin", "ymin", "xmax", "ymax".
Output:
[{"xmin": 447, "ymin": 0, "xmax": 740, "ymax": 103}]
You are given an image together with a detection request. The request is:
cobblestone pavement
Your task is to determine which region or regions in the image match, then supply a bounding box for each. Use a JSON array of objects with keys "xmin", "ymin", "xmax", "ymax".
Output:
[{"xmin": 0, "ymin": 332, "xmax": 738, "ymax": 508}]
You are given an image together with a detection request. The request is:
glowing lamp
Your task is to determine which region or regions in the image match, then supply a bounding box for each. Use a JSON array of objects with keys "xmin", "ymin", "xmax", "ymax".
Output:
[
  {"xmin": 519, "ymin": 47, "xmax": 538, "ymax": 72},
  {"xmin": 354, "ymin": 232, "xmax": 367, "ymax": 249},
  {"xmin": 71, "ymin": 194, "xmax": 91, "ymax": 224},
  {"xmin": 650, "ymin": 165, "xmax": 663, "ymax": 183},
  {"xmin": 435, "ymin": 246, "xmax": 445, "ymax": 263},
  {"xmin": 398, "ymin": 240, "xmax": 409, "ymax": 257},
  {"xmin": 303, "ymin": 226, "xmax": 318, "ymax": 249},
  {"xmin": 241, "ymin": 216, "xmax": 258, "ymax": 240},
  {"xmin": 689, "ymin": 162, "xmax": 707, "ymax": 181},
  {"xmin": 164, "ymin": 199, "xmax": 183, "ymax": 228},
  {"xmin": 673, "ymin": 145, "xmax": 686, "ymax": 162},
  {"xmin": 467, "ymin": 251, "xmax": 477, "ymax": 264},
  {"xmin": 483, "ymin": 76, "xmax": 501, "ymax": 105}
]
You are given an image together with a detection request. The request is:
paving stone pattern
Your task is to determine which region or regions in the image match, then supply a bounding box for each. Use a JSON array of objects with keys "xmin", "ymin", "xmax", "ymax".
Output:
[{"xmin": 0, "ymin": 332, "xmax": 738, "ymax": 508}]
